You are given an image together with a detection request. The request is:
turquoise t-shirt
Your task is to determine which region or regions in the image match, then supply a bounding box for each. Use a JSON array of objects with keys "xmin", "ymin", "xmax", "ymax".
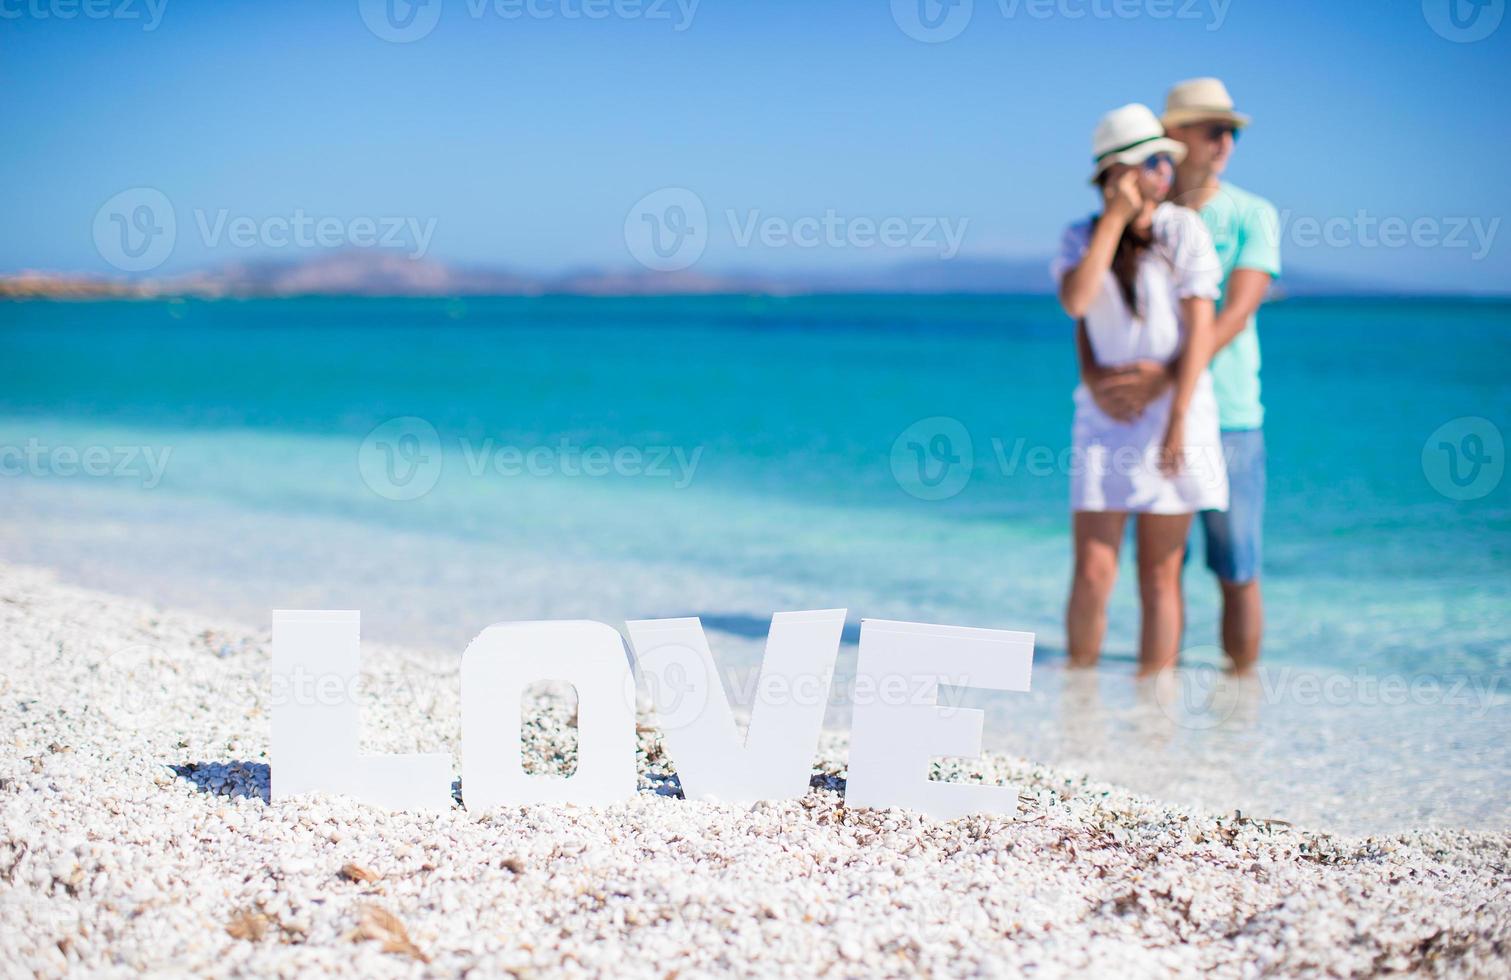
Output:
[{"xmin": 1198, "ymin": 182, "xmax": 1281, "ymax": 430}]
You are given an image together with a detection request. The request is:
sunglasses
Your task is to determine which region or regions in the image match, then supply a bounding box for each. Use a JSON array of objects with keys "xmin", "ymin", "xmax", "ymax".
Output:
[
  {"xmin": 1202, "ymin": 123, "xmax": 1241, "ymax": 142},
  {"xmin": 1140, "ymin": 153, "xmax": 1175, "ymax": 173}
]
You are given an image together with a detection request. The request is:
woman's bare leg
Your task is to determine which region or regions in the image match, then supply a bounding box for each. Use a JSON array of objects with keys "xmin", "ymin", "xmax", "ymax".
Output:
[
  {"xmin": 1067, "ymin": 510, "xmax": 1127, "ymax": 668},
  {"xmin": 1135, "ymin": 512, "xmax": 1194, "ymax": 676}
]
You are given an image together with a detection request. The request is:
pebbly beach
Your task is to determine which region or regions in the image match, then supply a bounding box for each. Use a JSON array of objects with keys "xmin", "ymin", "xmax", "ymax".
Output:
[{"xmin": 1, "ymin": 560, "xmax": 1506, "ymax": 977}]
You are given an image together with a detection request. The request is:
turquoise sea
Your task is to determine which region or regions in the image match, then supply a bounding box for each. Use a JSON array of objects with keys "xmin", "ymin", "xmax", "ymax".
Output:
[{"xmin": 3, "ymin": 296, "xmax": 1507, "ymax": 833}]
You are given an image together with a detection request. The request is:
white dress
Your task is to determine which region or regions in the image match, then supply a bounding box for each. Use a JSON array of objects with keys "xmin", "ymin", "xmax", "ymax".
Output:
[{"xmin": 1052, "ymin": 202, "xmax": 1229, "ymax": 514}]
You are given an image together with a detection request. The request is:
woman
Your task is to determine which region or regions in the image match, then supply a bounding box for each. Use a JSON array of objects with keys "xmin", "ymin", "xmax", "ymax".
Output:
[{"xmin": 1053, "ymin": 103, "xmax": 1228, "ymax": 676}]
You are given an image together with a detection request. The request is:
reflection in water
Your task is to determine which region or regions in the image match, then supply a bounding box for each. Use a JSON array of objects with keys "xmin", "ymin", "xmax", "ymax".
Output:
[
  {"xmin": 1058, "ymin": 668, "xmax": 1105, "ymax": 763},
  {"xmin": 975, "ymin": 661, "xmax": 1503, "ymax": 836}
]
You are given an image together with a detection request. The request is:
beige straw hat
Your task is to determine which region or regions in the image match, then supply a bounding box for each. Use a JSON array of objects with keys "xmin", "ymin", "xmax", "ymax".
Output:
[
  {"xmin": 1161, "ymin": 77, "xmax": 1251, "ymax": 130},
  {"xmin": 1089, "ymin": 103, "xmax": 1187, "ymax": 183}
]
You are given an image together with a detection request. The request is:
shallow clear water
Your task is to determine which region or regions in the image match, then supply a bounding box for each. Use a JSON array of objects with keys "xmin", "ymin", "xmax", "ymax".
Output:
[{"xmin": 3, "ymin": 296, "xmax": 1506, "ymax": 834}]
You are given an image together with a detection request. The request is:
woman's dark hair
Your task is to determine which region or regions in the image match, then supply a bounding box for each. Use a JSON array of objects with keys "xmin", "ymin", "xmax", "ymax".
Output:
[{"xmin": 1093, "ymin": 170, "xmax": 1153, "ymax": 317}]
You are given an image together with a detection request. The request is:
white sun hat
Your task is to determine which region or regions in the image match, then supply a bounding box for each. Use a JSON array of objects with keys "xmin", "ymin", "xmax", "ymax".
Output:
[
  {"xmin": 1089, "ymin": 103, "xmax": 1187, "ymax": 183},
  {"xmin": 1161, "ymin": 77, "xmax": 1252, "ymax": 130}
]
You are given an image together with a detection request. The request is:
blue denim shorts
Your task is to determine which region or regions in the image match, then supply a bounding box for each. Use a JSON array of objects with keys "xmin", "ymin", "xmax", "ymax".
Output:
[{"xmin": 1195, "ymin": 428, "xmax": 1266, "ymax": 583}]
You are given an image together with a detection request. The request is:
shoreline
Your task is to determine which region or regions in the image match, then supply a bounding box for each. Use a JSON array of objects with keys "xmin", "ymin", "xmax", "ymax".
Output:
[
  {"xmin": 3, "ymin": 480, "xmax": 1501, "ymax": 837},
  {"xmin": 2, "ymin": 559, "xmax": 1507, "ymax": 975}
]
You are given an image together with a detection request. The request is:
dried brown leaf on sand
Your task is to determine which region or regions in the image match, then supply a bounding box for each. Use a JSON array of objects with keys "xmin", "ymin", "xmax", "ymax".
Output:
[
  {"xmin": 340, "ymin": 862, "xmax": 382, "ymax": 884},
  {"xmin": 350, "ymin": 904, "xmax": 430, "ymax": 963},
  {"xmin": 226, "ymin": 909, "xmax": 270, "ymax": 942}
]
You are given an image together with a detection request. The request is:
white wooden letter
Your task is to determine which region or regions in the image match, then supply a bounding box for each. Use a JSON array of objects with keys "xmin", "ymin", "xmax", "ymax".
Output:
[
  {"xmin": 461, "ymin": 620, "xmax": 636, "ymax": 809},
  {"xmin": 271, "ymin": 610, "xmax": 452, "ymax": 810},
  {"xmin": 846, "ymin": 619, "xmax": 1034, "ymax": 820},
  {"xmin": 625, "ymin": 609, "xmax": 845, "ymax": 804}
]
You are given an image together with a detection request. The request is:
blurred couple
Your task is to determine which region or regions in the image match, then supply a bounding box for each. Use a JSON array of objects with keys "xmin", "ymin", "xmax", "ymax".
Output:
[{"xmin": 1053, "ymin": 78, "xmax": 1280, "ymax": 679}]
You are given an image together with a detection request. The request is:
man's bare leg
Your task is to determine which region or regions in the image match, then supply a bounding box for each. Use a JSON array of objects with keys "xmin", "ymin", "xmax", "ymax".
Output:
[{"xmin": 1220, "ymin": 578, "xmax": 1262, "ymax": 675}]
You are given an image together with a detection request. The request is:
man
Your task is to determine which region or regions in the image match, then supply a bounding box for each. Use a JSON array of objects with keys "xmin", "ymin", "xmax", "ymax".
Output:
[
  {"xmin": 1163, "ymin": 77, "xmax": 1279, "ymax": 674},
  {"xmin": 1082, "ymin": 78, "xmax": 1278, "ymax": 674}
]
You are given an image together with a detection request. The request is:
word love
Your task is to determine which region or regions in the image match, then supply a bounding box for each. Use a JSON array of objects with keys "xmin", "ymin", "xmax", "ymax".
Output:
[{"xmin": 271, "ymin": 610, "xmax": 1034, "ymax": 819}]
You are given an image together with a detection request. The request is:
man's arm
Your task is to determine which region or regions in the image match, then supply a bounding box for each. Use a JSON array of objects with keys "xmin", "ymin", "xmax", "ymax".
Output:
[
  {"xmin": 1211, "ymin": 267, "xmax": 1272, "ymax": 352},
  {"xmin": 1078, "ymin": 319, "xmax": 1150, "ymax": 422}
]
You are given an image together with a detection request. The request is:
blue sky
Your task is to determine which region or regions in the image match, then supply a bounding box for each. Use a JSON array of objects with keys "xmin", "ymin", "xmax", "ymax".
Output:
[{"xmin": 3, "ymin": 0, "xmax": 1509, "ymax": 292}]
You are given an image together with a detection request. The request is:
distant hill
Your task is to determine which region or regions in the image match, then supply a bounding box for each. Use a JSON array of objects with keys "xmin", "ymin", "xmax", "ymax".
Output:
[{"xmin": 0, "ymin": 250, "xmax": 1482, "ymax": 300}]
